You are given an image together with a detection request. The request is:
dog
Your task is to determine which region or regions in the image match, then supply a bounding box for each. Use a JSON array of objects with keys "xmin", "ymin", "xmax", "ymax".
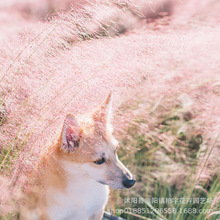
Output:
[{"xmin": 19, "ymin": 92, "xmax": 135, "ymax": 220}]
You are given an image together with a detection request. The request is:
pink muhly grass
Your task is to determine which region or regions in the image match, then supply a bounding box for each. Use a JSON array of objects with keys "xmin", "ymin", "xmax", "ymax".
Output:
[{"xmin": 0, "ymin": 0, "xmax": 220, "ymax": 216}]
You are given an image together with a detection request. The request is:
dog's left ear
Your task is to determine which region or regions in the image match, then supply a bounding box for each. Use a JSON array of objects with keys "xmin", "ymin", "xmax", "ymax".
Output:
[
  {"xmin": 93, "ymin": 92, "xmax": 113, "ymax": 135},
  {"xmin": 61, "ymin": 114, "xmax": 81, "ymax": 152}
]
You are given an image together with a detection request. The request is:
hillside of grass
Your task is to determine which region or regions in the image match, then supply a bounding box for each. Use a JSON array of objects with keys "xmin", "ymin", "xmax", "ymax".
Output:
[{"xmin": 0, "ymin": 0, "xmax": 220, "ymax": 219}]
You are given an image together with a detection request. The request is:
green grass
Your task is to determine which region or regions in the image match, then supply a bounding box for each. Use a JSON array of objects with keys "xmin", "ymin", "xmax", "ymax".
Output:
[{"xmin": 110, "ymin": 98, "xmax": 220, "ymax": 220}]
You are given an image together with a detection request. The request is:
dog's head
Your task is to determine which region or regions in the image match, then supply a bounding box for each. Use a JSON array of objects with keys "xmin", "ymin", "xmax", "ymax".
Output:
[{"xmin": 59, "ymin": 92, "xmax": 135, "ymax": 189}]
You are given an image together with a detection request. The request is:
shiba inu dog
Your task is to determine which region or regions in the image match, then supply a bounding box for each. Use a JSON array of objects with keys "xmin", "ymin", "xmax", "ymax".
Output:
[{"xmin": 20, "ymin": 92, "xmax": 135, "ymax": 220}]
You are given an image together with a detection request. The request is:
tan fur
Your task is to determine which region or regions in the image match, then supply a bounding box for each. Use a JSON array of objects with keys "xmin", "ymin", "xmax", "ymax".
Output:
[{"xmin": 20, "ymin": 93, "xmax": 135, "ymax": 220}]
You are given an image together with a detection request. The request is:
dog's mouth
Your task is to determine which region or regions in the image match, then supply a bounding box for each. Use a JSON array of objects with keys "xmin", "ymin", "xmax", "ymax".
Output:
[
  {"xmin": 97, "ymin": 180, "xmax": 136, "ymax": 189},
  {"xmin": 97, "ymin": 180, "xmax": 107, "ymax": 185}
]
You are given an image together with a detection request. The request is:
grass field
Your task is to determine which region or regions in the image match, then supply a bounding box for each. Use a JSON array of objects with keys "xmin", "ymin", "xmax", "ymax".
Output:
[
  {"xmin": 109, "ymin": 97, "xmax": 220, "ymax": 219},
  {"xmin": 0, "ymin": 0, "xmax": 220, "ymax": 219}
]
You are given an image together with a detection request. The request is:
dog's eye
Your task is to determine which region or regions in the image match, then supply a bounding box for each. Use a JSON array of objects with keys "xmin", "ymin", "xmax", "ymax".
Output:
[{"xmin": 94, "ymin": 157, "xmax": 105, "ymax": 165}]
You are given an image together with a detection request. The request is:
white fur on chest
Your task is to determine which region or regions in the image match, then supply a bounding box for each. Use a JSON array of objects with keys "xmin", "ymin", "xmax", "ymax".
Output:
[{"xmin": 46, "ymin": 161, "xmax": 109, "ymax": 220}]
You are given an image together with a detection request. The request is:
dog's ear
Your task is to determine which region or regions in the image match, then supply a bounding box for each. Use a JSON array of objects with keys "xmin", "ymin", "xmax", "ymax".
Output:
[
  {"xmin": 61, "ymin": 114, "xmax": 81, "ymax": 152},
  {"xmin": 93, "ymin": 92, "xmax": 113, "ymax": 135}
]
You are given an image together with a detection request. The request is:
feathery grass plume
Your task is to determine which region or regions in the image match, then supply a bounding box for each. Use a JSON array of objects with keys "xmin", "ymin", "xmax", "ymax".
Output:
[{"xmin": 0, "ymin": 0, "xmax": 220, "ymax": 218}]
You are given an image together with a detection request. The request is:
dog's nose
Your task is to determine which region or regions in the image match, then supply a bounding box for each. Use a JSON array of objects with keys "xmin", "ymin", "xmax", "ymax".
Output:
[{"xmin": 122, "ymin": 178, "xmax": 136, "ymax": 188}]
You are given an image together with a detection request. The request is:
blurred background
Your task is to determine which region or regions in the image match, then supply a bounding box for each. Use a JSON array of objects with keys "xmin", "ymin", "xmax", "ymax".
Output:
[{"xmin": 0, "ymin": 0, "xmax": 219, "ymax": 219}]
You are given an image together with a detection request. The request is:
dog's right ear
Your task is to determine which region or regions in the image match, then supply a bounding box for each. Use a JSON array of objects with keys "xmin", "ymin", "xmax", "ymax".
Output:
[{"xmin": 61, "ymin": 114, "xmax": 81, "ymax": 152}]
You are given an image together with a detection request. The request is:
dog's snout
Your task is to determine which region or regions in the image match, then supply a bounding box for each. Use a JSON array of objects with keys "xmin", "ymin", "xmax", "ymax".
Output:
[{"xmin": 122, "ymin": 178, "xmax": 136, "ymax": 188}]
